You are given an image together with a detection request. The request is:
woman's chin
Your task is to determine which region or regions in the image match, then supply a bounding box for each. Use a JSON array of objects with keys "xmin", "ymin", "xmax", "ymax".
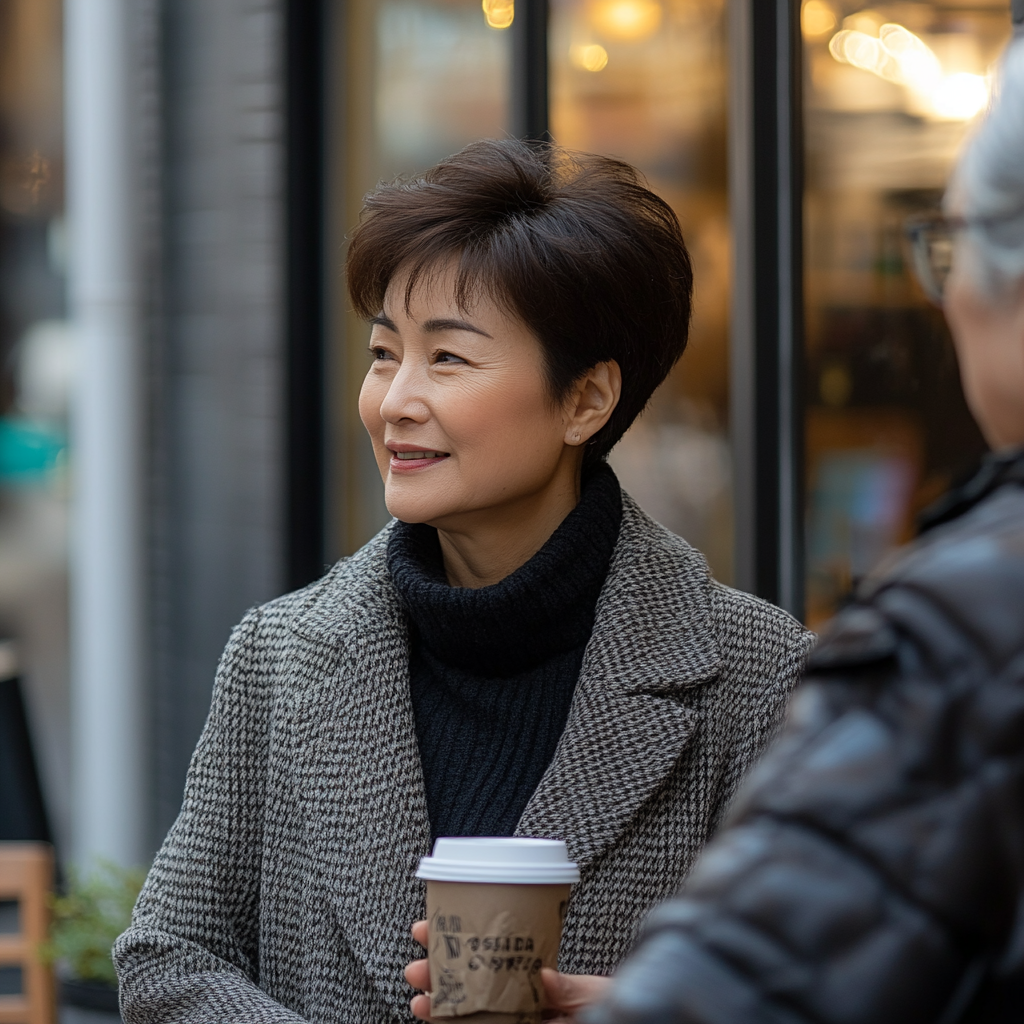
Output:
[{"xmin": 384, "ymin": 484, "xmax": 459, "ymax": 526}]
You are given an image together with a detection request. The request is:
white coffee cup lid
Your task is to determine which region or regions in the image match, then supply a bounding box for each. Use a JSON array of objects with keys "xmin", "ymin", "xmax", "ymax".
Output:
[{"xmin": 416, "ymin": 837, "xmax": 580, "ymax": 884}]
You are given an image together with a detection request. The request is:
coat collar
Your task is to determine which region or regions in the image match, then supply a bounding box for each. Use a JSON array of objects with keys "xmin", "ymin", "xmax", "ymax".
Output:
[
  {"xmin": 290, "ymin": 495, "xmax": 720, "ymax": 1013},
  {"xmin": 292, "ymin": 494, "xmax": 720, "ymax": 680},
  {"xmin": 515, "ymin": 494, "xmax": 720, "ymax": 863},
  {"xmin": 916, "ymin": 446, "xmax": 1024, "ymax": 535}
]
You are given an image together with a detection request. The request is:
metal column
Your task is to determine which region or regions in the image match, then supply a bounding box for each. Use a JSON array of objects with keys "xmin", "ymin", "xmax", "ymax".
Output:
[{"xmin": 729, "ymin": 0, "xmax": 804, "ymax": 615}]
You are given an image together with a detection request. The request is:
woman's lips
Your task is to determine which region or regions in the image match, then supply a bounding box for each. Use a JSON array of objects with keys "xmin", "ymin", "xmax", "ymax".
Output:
[{"xmin": 387, "ymin": 448, "xmax": 450, "ymax": 471}]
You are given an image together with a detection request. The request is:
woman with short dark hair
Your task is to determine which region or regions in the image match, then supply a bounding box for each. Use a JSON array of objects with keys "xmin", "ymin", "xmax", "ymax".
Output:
[{"xmin": 115, "ymin": 140, "xmax": 812, "ymax": 1024}]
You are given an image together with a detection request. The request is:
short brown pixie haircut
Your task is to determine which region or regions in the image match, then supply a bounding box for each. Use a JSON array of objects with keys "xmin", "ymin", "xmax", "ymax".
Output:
[{"xmin": 346, "ymin": 139, "xmax": 693, "ymax": 467}]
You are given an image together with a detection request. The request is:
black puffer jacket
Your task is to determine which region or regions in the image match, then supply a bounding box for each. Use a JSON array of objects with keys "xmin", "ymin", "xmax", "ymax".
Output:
[{"xmin": 586, "ymin": 451, "xmax": 1024, "ymax": 1024}]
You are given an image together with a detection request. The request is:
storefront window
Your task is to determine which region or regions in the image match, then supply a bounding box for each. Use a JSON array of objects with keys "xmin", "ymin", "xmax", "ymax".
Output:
[
  {"xmin": 0, "ymin": 0, "xmax": 69, "ymax": 843},
  {"xmin": 327, "ymin": 0, "xmax": 732, "ymax": 577},
  {"xmin": 802, "ymin": 1, "xmax": 1011, "ymax": 627},
  {"xmin": 551, "ymin": 0, "xmax": 733, "ymax": 581},
  {"xmin": 327, "ymin": 0, "xmax": 511, "ymax": 556}
]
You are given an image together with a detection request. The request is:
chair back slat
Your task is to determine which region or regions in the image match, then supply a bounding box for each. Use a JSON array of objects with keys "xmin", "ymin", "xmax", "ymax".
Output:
[{"xmin": 0, "ymin": 845, "xmax": 55, "ymax": 1024}]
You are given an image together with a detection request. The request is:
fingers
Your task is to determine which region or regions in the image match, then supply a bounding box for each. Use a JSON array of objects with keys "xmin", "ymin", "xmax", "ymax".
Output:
[
  {"xmin": 408, "ymin": 923, "xmax": 434, "ymax": 1021},
  {"xmin": 405, "ymin": 957, "xmax": 431, "ymax": 992},
  {"xmin": 542, "ymin": 970, "xmax": 613, "ymax": 1015},
  {"xmin": 407, "ymin": 931, "xmax": 610, "ymax": 1024},
  {"xmin": 410, "ymin": 992, "xmax": 434, "ymax": 1021}
]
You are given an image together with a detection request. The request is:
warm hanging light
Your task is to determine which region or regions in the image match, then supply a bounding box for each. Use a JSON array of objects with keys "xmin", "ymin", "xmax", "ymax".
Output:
[
  {"xmin": 589, "ymin": 0, "xmax": 661, "ymax": 42},
  {"xmin": 829, "ymin": 29, "xmax": 901, "ymax": 82},
  {"xmin": 842, "ymin": 8, "xmax": 885, "ymax": 34},
  {"xmin": 801, "ymin": 0, "xmax": 837, "ymax": 39},
  {"xmin": 570, "ymin": 42, "xmax": 609, "ymax": 71},
  {"xmin": 933, "ymin": 72, "xmax": 989, "ymax": 120},
  {"xmin": 482, "ymin": 0, "xmax": 513, "ymax": 30},
  {"xmin": 878, "ymin": 23, "xmax": 942, "ymax": 92},
  {"xmin": 829, "ymin": 20, "xmax": 990, "ymax": 120}
]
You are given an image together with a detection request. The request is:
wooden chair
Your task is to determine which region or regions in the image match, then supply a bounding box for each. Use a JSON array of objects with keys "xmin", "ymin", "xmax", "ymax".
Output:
[{"xmin": 0, "ymin": 844, "xmax": 54, "ymax": 1024}]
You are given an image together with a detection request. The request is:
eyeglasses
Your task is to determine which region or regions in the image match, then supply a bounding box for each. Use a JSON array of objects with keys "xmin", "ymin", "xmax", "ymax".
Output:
[
  {"xmin": 903, "ymin": 210, "xmax": 1023, "ymax": 305},
  {"xmin": 902, "ymin": 214, "xmax": 966, "ymax": 305}
]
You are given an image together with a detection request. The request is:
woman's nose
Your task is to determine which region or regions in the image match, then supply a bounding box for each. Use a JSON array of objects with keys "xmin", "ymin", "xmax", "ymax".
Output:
[{"xmin": 378, "ymin": 361, "xmax": 429, "ymax": 425}]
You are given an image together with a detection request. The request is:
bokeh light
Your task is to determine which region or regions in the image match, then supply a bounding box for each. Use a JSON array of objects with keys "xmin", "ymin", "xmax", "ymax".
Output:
[
  {"xmin": 933, "ymin": 72, "xmax": 989, "ymax": 120},
  {"xmin": 589, "ymin": 0, "xmax": 661, "ymax": 42},
  {"xmin": 482, "ymin": 0, "xmax": 514, "ymax": 30},
  {"xmin": 802, "ymin": 1, "xmax": 837, "ymax": 40},
  {"xmin": 570, "ymin": 43, "xmax": 609, "ymax": 72},
  {"xmin": 829, "ymin": 18, "xmax": 990, "ymax": 121}
]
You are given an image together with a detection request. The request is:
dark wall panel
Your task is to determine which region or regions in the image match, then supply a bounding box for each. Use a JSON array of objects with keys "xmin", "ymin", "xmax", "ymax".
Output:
[{"xmin": 151, "ymin": 0, "xmax": 286, "ymax": 846}]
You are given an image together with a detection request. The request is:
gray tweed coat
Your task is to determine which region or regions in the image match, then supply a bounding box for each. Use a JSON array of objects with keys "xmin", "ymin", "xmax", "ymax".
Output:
[{"xmin": 115, "ymin": 494, "xmax": 813, "ymax": 1024}]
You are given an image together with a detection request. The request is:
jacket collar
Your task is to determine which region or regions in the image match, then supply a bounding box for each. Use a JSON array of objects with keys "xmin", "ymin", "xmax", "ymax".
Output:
[
  {"xmin": 293, "ymin": 495, "xmax": 720, "ymax": 682},
  {"xmin": 917, "ymin": 446, "xmax": 1024, "ymax": 535},
  {"xmin": 515, "ymin": 493, "xmax": 721, "ymax": 864},
  {"xmin": 290, "ymin": 495, "xmax": 720, "ymax": 1013}
]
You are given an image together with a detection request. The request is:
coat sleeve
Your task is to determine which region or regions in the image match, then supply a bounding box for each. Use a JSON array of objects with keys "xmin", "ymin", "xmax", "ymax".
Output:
[
  {"xmin": 114, "ymin": 607, "xmax": 308, "ymax": 1024},
  {"xmin": 583, "ymin": 589, "xmax": 1024, "ymax": 1024}
]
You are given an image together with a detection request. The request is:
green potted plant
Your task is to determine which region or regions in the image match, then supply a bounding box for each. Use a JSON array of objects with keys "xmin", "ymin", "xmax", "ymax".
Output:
[{"xmin": 42, "ymin": 860, "xmax": 146, "ymax": 1017}]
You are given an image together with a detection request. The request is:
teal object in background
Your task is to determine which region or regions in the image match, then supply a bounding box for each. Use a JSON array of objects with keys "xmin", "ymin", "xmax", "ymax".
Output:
[{"xmin": 0, "ymin": 418, "xmax": 66, "ymax": 482}]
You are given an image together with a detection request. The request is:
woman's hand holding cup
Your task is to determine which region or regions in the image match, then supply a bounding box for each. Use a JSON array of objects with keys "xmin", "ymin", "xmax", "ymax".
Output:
[
  {"xmin": 405, "ymin": 920, "xmax": 433, "ymax": 1021},
  {"xmin": 406, "ymin": 919, "xmax": 610, "ymax": 1024}
]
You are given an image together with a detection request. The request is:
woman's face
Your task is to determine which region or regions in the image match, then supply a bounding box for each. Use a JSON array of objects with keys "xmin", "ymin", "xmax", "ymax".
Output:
[
  {"xmin": 358, "ymin": 267, "xmax": 587, "ymax": 529},
  {"xmin": 945, "ymin": 245, "xmax": 1024, "ymax": 450}
]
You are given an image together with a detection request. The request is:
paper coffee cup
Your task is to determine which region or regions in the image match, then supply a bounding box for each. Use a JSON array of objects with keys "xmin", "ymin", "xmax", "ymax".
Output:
[{"xmin": 416, "ymin": 838, "xmax": 580, "ymax": 1023}]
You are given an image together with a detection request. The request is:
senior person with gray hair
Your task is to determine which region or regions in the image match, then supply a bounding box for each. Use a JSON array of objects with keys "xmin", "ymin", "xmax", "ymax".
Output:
[{"xmin": 505, "ymin": 34, "xmax": 1024, "ymax": 1024}]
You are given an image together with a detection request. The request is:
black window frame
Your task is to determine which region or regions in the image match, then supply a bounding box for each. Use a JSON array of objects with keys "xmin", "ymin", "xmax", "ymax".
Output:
[{"xmin": 285, "ymin": 0, "xmax": 328, "ymax": 591}]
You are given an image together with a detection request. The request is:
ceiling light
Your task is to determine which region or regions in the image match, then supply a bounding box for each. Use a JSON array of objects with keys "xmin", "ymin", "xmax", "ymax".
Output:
[
  {"xmin": 482, "ymin": 0, "xmax": 513, "ymax": 30},
  {"xmin": 932, "ymin": 72, "xmax": 989, "ymax": 120},
  {"xmin": 570, "ymin": 42, "xmax": 609, "ymax": 71},
  {"xmin": 802, "ymin": 1, "xmax": 837, "ymax": 39},
  {"xmin": 589, "ymin": 0, "xmax": 661, "ymax": 42}
]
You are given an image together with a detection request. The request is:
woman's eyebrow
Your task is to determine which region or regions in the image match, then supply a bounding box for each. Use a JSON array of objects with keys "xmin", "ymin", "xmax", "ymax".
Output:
[
  {"xmin": 369, "ymin": 314, "xmax": 398, "ymax": 331},
  {"xmin": 422, "ymin": 317, "xmax": 493, "ymax": 338}
]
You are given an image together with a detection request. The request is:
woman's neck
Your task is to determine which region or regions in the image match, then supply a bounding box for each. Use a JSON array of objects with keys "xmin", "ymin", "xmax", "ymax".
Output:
[{"xmin": 432, "ymin": 471, "xmax": 582, "ymax": 588}]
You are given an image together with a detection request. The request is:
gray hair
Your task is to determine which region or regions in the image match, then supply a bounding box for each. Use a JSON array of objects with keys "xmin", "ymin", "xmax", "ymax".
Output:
[{"xmin": 948, "ymin": 39, "xmax": 1024, "ymax": 295}]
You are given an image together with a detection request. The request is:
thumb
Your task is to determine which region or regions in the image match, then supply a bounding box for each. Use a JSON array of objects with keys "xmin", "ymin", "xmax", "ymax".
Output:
[{"xmin": 542, "ymin": 969, "xmax": 612, "ymax": 1014}]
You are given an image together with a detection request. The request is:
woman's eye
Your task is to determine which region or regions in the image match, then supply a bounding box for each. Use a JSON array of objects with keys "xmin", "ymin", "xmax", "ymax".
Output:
[
  {"xmin": 435, "ymin": 351, "xmax": 466, "ymax": 365},
  {"xmin": 370, "ymin": 347, "xmax": 393, "ymax": 361}
]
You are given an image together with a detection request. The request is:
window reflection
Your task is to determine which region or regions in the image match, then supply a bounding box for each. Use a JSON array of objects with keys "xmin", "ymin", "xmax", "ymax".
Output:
[
  {"xmin": 374, "ymin": 0, "xmax": 510, "ymax": 177},
  {"xmin": 802, "ymin": 2, "xmax": 1011, "ymax": 627},
  {"xmin": 550, "ymin": 0, "xmax": 733, "ymax": 582},
  {"xmin": 0, "ymin": 0, "xmax": 69, "ymax": 844},
  {"xmin": 329, "ymin": 0, "xmax": 510, "ymax": 556}
]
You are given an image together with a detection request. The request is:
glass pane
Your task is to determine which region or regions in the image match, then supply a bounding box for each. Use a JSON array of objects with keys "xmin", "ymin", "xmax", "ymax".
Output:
[
  {"xmin": 802, "ymin": 1, "xmax": 1011, "ymax": 628},
  {"xmin": 550, "ymin": 0, "xmax": 733, "ymax": 582},
  {"xmin": 0, "ymin": 0, "xmax": 68, "ymax": 837},
  {"xmin": 327, "ymin": 0, "xmax": 511, "ymax": 557},
  {"xmin": 373, "ymin": 0, "xmax": 511, "ymax": 179}
]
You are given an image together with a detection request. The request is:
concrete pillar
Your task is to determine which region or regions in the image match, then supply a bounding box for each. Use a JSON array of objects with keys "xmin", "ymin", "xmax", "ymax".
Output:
[{"xmin": 65, "ymin": 0, "xmax": 145, "ymax": 868}]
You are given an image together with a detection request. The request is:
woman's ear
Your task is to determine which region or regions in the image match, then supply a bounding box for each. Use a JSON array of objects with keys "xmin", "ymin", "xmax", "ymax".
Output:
[{"xmin": 564, "ymin": 361, "xmax": 622, "ymax": 446}]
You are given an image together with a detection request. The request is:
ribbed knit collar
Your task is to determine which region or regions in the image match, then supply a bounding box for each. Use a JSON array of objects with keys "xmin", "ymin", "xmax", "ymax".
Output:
[{"xmin": 386, "ymin": 463, "xmax": 623, "ymax": 676}]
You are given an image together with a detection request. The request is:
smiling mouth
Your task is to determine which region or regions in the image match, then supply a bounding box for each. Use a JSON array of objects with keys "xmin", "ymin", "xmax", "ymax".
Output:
[{"xmin": 392, "ymin": 450, "xmax": 449, "ymax": 460}]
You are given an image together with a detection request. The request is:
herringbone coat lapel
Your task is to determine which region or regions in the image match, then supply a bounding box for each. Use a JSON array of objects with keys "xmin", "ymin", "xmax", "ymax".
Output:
[
  {"xmin": 516, "ymin": 495, "xmax": 721, "ymax": 868},
  {"xmin": 290, "ymin": 496, "xmax": 722, "ymax": 1013},
  {"xmin": 292, "ymin": 532, "xmax": 430, "ymax": 1018}
]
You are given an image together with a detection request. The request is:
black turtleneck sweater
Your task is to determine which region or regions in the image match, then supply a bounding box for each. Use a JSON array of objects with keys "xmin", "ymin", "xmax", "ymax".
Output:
[{"xmin": 386, "ymin": 464, "xmax": 622, "ymax": 842}]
